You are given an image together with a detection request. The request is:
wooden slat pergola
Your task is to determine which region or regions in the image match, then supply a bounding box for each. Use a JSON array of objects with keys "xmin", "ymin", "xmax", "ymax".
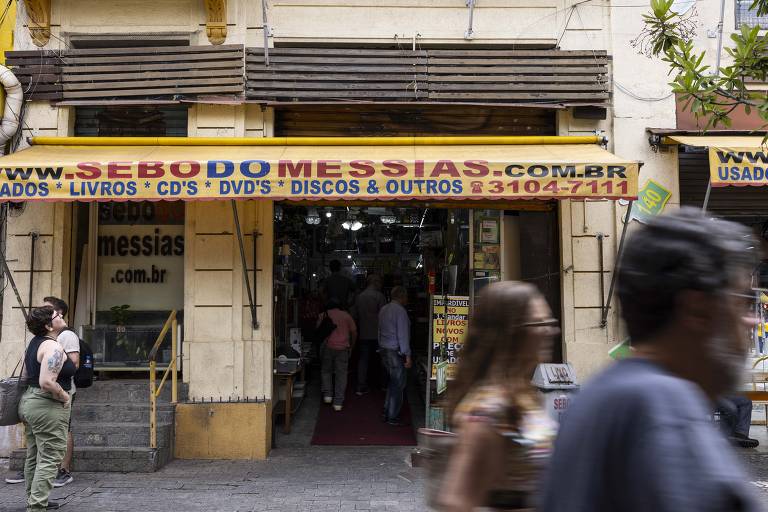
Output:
[
  {"xmin": 246, "ymin": 47, "xmax": 610, "ymax": 106},
  {"xmin": 5, "ymin": 44, "xmax": 244, "ymax": 102},
  {"xmin": 5, "ymin": 45, "xmax": 611, "ymax": 107}
]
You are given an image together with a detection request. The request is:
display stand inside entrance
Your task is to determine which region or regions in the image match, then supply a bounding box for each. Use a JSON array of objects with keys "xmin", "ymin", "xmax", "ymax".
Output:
[{"xmin": 273, "ymin": 360, "xmax": 305, "ymax": 434}]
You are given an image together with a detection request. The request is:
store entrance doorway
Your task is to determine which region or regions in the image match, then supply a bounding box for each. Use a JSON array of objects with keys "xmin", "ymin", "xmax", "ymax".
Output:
[{"xmin": 272, "ymin": 203, "xmax": 560, "ymax": 446}]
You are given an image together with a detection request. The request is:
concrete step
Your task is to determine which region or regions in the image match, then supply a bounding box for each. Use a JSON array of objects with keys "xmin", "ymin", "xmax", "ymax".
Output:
[
  {"xmin": 76, "ymin": 380, "xmax": 186, "ymax": 404},
  {"xmin": 74, "ymin": 402, "xmax": 175, "ymax": 424},
  {"xmin": 72, "ymin": 422, "xmax": 173, "ymax": 448},
  {"xmin": 11, "ymin": 446, "xmax": 172, "ymax": 473},
  {"xmin": 8, "ymin": 379, "xmax": 183, "ymax": 473}
]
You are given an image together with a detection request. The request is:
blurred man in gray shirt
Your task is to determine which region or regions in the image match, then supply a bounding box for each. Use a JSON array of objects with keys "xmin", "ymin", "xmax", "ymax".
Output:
[
  {"xmin": 354, "ymin": 275, "xmax": 386, "ymax": 395},
  {"xmin": 541, "ymin": 209, "xmax": 763, "ymax": 512}
]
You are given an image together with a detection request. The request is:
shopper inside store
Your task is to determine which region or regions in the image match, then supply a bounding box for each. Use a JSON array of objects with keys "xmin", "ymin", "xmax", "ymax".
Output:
[{"xmin": 272, "ymin": 203, "xmax": 561, "ymax": 446}]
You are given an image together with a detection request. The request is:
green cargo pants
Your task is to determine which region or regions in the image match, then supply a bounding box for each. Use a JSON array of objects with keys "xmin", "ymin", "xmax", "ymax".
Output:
[{"xmin": 18, "ymin": 387, "xmax": 71, "ymax": 512}]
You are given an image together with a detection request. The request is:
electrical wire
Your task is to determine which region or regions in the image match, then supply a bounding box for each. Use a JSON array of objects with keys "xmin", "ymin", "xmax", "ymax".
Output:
[
  {"xmin": 614, "ymin": 81, "xmax": 674, "ymax": 102},
  {"xmin": 556, "ymin": 2, "xmax": 582, "ymax": 48},
  {"xmin": 572, "ymin": 3, "xmax": 675, "ymax": 103},
  {"xmin": 0, "ymin": 0, "xmax": 13, "ymax": 30}
]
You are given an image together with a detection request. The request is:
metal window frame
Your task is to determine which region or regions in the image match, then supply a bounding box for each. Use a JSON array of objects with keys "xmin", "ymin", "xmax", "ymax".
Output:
[{"xmin": 736, "ymin": 0, "xmax": 768, "ymax": 28}]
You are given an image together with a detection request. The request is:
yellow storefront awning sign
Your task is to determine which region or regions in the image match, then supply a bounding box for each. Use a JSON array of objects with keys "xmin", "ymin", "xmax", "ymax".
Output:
[
  {"xmin": 665, "ymin": 135, "xmax": 768, "ymax": 187},
  {"xmin": 0, "ymin": 142, "xmax": 639, "ymax": 202}
]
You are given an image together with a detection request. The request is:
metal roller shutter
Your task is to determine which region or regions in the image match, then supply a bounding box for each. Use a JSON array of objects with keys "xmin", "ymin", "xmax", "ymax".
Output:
[
  {"xmin": 275, "ymin": 105, "xmax": 556, "ymax": 137},
  {"xmin": 679, "ymin": 147, "xmax": 768, "ymax": 218}
]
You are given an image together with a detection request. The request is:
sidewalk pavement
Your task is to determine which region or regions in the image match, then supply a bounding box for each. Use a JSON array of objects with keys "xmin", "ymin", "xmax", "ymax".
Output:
[
  {"xmin": 0, "ymin": 446, "xmax": 426, "ymax": 512},
  {"xmin": 0, "ymin": 373, "xmax": 427, "ymax": 512},
  {"xmin": 5, "ymin": 375, "xmax": 768, "ymax": 511}
]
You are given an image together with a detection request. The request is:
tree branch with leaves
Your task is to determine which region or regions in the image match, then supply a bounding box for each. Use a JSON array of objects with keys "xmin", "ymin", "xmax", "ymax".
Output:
[{"xmin": 635, "ymin": 0, "xmax": 768, "ymax": 130}]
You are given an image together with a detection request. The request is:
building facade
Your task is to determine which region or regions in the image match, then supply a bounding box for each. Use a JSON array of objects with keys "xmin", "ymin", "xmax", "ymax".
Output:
[{"xmin": 1, "ymin": 0, "xmax": 760, "ymax": 458}]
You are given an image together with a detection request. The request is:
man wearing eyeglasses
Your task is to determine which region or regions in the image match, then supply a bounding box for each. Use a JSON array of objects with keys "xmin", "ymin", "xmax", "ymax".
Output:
[{"xmin": 541, "ymin": 208, "xmax": 761, "ymax": 512}]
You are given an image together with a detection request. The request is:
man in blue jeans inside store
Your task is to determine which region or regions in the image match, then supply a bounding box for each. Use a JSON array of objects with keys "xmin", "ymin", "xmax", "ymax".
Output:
[{"xmin": 378, "ymin": 286, "xmax": 411, "ymax": 426}]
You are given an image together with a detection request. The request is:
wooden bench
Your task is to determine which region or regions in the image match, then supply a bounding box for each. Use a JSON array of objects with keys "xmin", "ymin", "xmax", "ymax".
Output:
[{"xmin": 746, "ymin": 361, "xmax": 768, "ymax": 426}]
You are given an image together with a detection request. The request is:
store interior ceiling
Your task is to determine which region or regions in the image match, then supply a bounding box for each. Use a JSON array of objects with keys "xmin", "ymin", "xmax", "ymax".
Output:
[
  {"xmin": 276, "ymin": 204, "xmax": 450, "ymax": 261},
  {"xmin": 276, "ymin": 204, "xmax": 442, "ymax": 231}
]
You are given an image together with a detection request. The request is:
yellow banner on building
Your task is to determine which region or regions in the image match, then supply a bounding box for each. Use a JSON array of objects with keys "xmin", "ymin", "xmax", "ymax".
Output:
[
  {"xmin": 710, "ymin": 146, "xmax": 768, "ymax": 186},
  {"xmin": 0, "ymin": 143, "xmax": 639, "ymax": 202},
  {"xmin": 431, "ymin": 295, "xmax": 470, "ymax": 380}
]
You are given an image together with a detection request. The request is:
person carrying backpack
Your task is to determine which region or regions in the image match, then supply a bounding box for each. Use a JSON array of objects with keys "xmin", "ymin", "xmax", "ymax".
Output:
[
  {"xmin": 4, "ymin": 296, "xmax": 82, "ymax": 489},
  {"xmin": 45, "ymin": 297, "xmax": 84, "ymax": 489}
]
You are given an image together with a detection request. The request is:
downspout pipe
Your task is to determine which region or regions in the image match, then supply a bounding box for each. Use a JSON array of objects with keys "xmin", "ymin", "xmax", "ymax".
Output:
[
  {"xmin": 464, "ymin": 0, "xmax": 476, "ymax": 39},
  {"xmin": 0, "ymin": 65, "xmax": 22, "ymax": 144},
  {"xmin": 703, "ymin": 0, "xmax": 727, "ymax": 212}
]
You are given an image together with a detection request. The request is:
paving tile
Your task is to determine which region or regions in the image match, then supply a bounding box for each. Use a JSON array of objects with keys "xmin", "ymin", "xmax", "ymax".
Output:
[{"xmin": 0, "ymin": 444, "xmax": 426, "ymax": 511}]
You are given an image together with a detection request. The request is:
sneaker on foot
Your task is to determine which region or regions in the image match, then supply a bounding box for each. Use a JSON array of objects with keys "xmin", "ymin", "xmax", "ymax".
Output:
[
  {"xmin": 46, "ymin": 499, "xmax": 61, "ymax": 509},
  {"xmin": 333, "ymin": 404, "xmax": 343, "ymax": 411},
  {"xmin": 4, "ymin": 471, "xmax": 23, "ymax": 484},
  {"xmin": 53, "ymin": 469, "xmax": 73, "ymax": 488},
  {"xmin": 387, "ymin": 418, "xmax": 410, "ymax": 427},
  {"xmin": 323, "ymin": 396, "xmax": 332, "ymax": 404},
  {"xmin": 731, "ymin": 434, "xmax": 760, "ymax": 448},
  {"xmin": 355, "ymin": 388, "xmax": 369, "ymax": 396}
]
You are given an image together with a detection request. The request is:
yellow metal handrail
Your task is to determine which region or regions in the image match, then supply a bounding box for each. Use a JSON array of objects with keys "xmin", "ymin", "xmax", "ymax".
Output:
[{"xmin": 148, "ymin": 310, "xmax": 178, "ymax": 449}]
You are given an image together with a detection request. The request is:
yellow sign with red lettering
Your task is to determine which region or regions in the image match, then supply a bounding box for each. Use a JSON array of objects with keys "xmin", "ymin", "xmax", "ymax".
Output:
[{"xmin": 0, "ymin": 144, "xmax": 639, "ymax": 202}]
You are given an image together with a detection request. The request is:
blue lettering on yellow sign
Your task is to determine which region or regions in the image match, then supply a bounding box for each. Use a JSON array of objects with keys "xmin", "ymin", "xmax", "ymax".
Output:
[
  {"xmin": 0, "ymin": 182, "xmax": 49, "ymax": 197},
  {"xmin": 207, "ymin": 160, "xmax": 234, "ymax": 178},
  {"xmin": 717, "ymin": 166, "xmax": 768, "ymax": 182}
]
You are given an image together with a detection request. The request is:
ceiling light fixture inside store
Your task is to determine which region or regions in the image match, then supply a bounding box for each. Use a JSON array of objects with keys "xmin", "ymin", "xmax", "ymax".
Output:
[
  {"xmin": 325, "ymin": 207, "xmax": 333, "ymax": 218},
  {"xmin": 380, "ymin": 209, "xmax": 397, "ymax": 224},
  {"xmin": 305, "ymin": 207, "xmax": 321, "ymax": 225},
  {"xmin": 342, "ymin": 219, "xmax": 363, "ymax": 231},
  {"xmin": 341, "ymin": 207, "xmax": 363, "ymax": 231}
]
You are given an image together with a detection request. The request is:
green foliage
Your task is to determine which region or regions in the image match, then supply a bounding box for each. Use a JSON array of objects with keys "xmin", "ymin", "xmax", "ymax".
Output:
[
  {"xmin": 638, "ymin": 0, "xmax": 768, "ymax": 132},
  {"xmin": 109, "ymin": 304, "xmax": 131, "ymax": 326},
  {"xmin": 752, "ymin": 0, "xmax": 768, "ymax": 17}
]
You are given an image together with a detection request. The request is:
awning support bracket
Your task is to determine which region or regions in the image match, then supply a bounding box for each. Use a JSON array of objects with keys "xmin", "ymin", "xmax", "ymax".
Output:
[
  {"xmin": 601, "ymin": 201, "xmax": 633, "ymax": 328},
  {"xmin": 702, "ymin": 178, "xmax": 712, "ymax": 212},
  {"xmin": 597, "ymin": 232, "xmax": 606, "ymax": 321},
  {"xmin": 231, "ymin": 201, "xmax": 259, "ymax": 330}
]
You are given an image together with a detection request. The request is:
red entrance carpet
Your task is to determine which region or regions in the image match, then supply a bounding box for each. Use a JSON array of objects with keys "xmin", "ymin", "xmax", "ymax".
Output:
[{"xmin": 310, "ymin": 388, "xmax": 417, "ymax": 446}]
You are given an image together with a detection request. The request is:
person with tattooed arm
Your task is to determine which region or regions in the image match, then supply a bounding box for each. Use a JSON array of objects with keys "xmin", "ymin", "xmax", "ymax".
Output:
[{"xmin": 17, "ymin": 306, "xmax": 76, "ymax": 511}]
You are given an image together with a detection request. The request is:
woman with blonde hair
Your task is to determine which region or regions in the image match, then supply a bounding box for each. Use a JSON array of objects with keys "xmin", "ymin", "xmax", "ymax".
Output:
[{"xmin": 437, "ymin": 281, "xmax": 559, "ymax": 511}]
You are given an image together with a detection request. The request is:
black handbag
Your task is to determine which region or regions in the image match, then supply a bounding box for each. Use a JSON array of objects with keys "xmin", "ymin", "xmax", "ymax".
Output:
[
  {"xmin": 0, "ymin": 357, "xmax": 26, "ymax": 426},
  {"xmin": 313, "ymin": 310, "xmax": 337, "ymax": 345}
]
